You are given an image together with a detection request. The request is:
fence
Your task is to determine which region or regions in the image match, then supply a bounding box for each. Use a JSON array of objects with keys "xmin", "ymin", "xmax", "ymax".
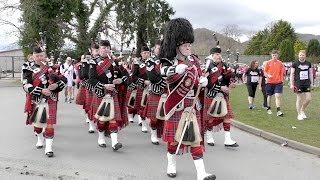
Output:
[{"xmin": 0, "ymin": 56, "xmax": 25, "ymax": 79}]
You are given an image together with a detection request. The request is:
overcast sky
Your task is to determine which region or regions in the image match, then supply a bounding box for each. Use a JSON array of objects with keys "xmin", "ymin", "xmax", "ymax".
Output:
[
  {"xmin": 166, "ymin": 0, "xmax": 320, "ymax": 38},
  {"xmin": 1, "ymin": 0, "xmax": 320, "ymax": 49}
]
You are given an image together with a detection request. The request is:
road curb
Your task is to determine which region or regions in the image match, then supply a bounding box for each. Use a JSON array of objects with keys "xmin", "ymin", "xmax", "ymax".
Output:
[{"xmin": 232, "ymin": 120, "xmax": 320, "ymax": 156}]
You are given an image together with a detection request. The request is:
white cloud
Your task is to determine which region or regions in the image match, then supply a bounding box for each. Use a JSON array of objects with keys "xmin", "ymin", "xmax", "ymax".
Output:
[{"xmin": 166, "ymin": 0, "xmax": 320, "ymax": 35}]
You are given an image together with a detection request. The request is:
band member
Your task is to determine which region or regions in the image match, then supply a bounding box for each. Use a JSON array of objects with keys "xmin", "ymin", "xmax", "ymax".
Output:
[
  {"xmin": 160, "ymin": 18, "xmax": 216, "ymax": 180},
  {"xmin": 85, "ymin": 44, "xmax": 100, "ymax": 131},
  {"xmin": 144, "ymin": 40, "xmax": 165, "ymax": 145},
  {"xmin": 114, "ymin": 56, "xmax": 131, "ymax": 125},
  {"xmin": 203, "ymin": 47, "xmax": 238, "ymax": 147},
  {"xmin": 132, "ymin": 45, "xmax": 151, "ymax": 132},
  {"xmin": 22, "ymin": 47, "xmax": 66, "ymax": 157},
  {"xmin": 87, "ymin": 40, "xmax": 126, "ymax": 151},
  {"xmin": 76, "ymin": 52, "xmax": 95, "ymax": 132},
  {"xmin": 125, "ymin": 48, "xmax": 138, "ymax": 123}
]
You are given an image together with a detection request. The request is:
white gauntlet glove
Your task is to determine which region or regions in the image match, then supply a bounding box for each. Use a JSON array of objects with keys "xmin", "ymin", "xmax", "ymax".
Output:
[
  {"xmin": 175, "ymin": 64, "xmax": 188, "ymax": 75},
  {"xmin": 199, "ymin": 76, "xmax": 208, "ymax": 87}
]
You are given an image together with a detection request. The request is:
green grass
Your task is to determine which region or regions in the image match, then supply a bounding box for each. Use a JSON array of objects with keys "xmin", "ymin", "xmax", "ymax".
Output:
[{"xmin": 229, "ymin": 84, "xmax": 320, "ymax": 148}]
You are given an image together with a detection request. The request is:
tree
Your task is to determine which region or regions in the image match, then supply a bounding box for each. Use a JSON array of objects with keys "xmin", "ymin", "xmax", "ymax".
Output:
[
  {"xmin": 306, "ymin": 39, "xmax": 320, "ymax": 57},
  {"xmin": 261, "ymin": 20, "xmax": 297, "ymax": 55},
  {"xmin": 279, "ymin": 39, "xmax": 294, "ymax": 62},
  {"xmin": 244, "ymin": 28, "xmax": 269, "ymax": 55},
  {"xmin": 245, "ymin": 20, "xmax": 297, "ymax": 55},
  {"xmin": 294, "ymin": 40, "xmax": 307, "ymax": 56},
  {"xmin": 221, "ymin": 24, "xmax": 242, "ymax": 50},
  {"xmin": 115, "ymin": 0, "xmax": 174, "ymax": 56},
  {"xmin": 19, "ymin": 0, "xmax": 74, "ymax": 56}
]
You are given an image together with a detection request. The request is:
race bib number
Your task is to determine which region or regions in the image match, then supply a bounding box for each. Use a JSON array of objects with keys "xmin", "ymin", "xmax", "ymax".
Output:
[
  {"xmin": 299, "ymin": 71, "xmax": 308, "ymax": 80},
  {"xmin": 251, "ymin": 76, "xmax": 259, "ymax": 83}
]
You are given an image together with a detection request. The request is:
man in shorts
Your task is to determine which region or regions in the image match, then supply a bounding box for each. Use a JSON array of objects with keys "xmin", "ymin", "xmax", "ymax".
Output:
[
  {"xmin": 290, "ymin": 50, "xmax": 312, "ymax": 120},
  {"xmin": 264, "ymin": 50, "xmax": 285, "ymax": 116}
]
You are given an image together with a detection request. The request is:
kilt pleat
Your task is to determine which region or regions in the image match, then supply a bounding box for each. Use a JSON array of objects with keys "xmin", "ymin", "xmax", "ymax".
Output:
[
  {"xmin": 75, "ymin": 85, "xmax": 86, "ymax": 106},
  {"xmin": 47, "ymin": 98, "xmax": 58, "ymax": 125},
  {"xmin": 134, "ymin": 87, "xmax": 145, "ymax": 116},
  {"xmin": 143, "ymin": 93, "xmax": 160, "ymax": 121},
  {"xmin": 85, "ymin": 90, "xmax": 94, "ymax": 114}
]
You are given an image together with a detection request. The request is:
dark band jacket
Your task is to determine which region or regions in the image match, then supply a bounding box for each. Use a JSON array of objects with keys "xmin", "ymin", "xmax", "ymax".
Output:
[
  {"xmin": 132, "ymin": 58, "xmax": 148, "ymax": 89},
  {"xmin": 22, "ymin": 62, "xmax": 66, "ymax": 103},
  {"xmin": 146, "ymin": 56, "xmax": 166, "ymax": 95},
  {"xmin": 206, "ymin": 61, "xmax": 235, "ymax": 98}
]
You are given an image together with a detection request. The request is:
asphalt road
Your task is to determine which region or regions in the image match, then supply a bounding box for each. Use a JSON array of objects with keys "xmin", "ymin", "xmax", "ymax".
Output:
[{"xmin": 0, "ymin": 85, "xmax": 319, "ymax": 180}]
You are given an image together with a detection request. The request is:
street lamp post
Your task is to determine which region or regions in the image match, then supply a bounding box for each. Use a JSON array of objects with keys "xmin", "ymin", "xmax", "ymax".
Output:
[
  {"xmin": 235, "ymin": 49, "xmax": 240, "ymax": 63},
  {"xmin": 226, "ymin": 49, "xmax": 230, "ymax": 62}
]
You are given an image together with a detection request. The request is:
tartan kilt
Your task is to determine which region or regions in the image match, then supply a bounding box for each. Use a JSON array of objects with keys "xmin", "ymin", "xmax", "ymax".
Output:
[
  {"xmin": 47, "ymin": 98, "xmax": 58, "ymax": 124},
  {"xmin": 202, "ymin": 96, "xmax": 234, "ymax": 128},
  {"xmin": 162, "ymin": 98, "xmax": 203, "ymax": 143},
  {"xmin": 26, "ymin": 98, "xmax": 58, "ymax": 125},
  {"xmin": 143, "ymin": 93, "xmax": 161, "ymax": 121},
  {"xmin": 91, "ymin": 94, "xmax": 125, "ymax": 129},
  {"xmin": 117, "ymin": 85, "xmax": 128, "ymax": 122},
  {"xmin": 85, "ymin": 90, "xmax": 94, "ymax": 114},
  {"xmin": 126, "ymin": 90, "xmax": 137, "ymax": 114},
  {"xmin": 134, "ymin": 86, "xmax": 145, "ymax": 116},
  {"xmin": 75, "ymin": 85, "xmax": 86, "ymax": 106}
]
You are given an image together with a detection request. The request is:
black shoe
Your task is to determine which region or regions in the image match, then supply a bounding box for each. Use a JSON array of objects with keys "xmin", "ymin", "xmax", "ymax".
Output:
[
  {"xmin": 204, "ymin": 174, "xmax": 216, "ymax": 180},
  {"xmin": 225, "ymin": 143, "xmax": 239, "ymax": 147},
  {"xmin": 207, "ymin": 143, "xmax": 215, "ymax": 146},
  {"xmin": 139, "ymin": 123, "xmax": 142, "ymax": 126},
  {"xmin": 46, "ymin": 152, "xmax": 54, "ymax": 158},
  {"xmin": 152, "ymin": 141, "xmax": 159, "ymax": 145},
  {"xmin": 112, "ymin": 143, "xmax": 122, "ymax": 151},
  {"xmin": 36, "ymin": 146, "xmax": 43, "ymax": 149},
  {"xmin": 99, "ymin": 144, "xmax": 107, "ymax": 148},
  {"xmin": 88, "ymin": 130, "xmax": 94, "ymax": 133},
  {"xmin": 167, "ymin": 173, "xmax": 176, "ymax": 178}
]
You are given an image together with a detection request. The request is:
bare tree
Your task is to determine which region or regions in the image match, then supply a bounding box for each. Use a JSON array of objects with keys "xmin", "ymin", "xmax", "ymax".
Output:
[{"xmin": 220, "ymin": 24, "xmax": 242, "ymax": 50}]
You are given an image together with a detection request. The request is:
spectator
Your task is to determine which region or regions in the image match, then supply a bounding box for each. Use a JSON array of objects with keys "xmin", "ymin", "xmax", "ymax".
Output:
[
  {"xmin": 243, "ymin": 60, "xmax": 261, "ymax": 109},
  {"xmin": 264, "ymin": 50, "xmax": 285, "ymax": 116}
]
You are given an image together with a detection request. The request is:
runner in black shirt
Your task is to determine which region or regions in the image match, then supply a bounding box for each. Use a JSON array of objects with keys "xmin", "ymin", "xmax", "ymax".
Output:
[
  {"xmin": 290, "ymin": 50, "xmax": 313, "ymax": 120},
  {"xmin": 243, "ymin": 60, "xmax": 261, "ymax": 109}
]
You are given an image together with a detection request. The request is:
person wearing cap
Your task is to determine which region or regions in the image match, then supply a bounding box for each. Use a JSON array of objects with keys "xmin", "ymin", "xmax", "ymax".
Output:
[
  {"xmin": 22, "ymin": 46, "xmax": 66, "ymax": 157},
  {"xmin": 131, "ymin": 45, "xmax": 151, "ymax": 133},
  {"xmin": 143, "ymin": 40, "xmax": 165, "ymax": 145},
  {"xmin": 203, "ymin": 46, "xmax": 238, "ymax": 148},
  {"xmin": 87, "ymin": 40, "xmax": 129, "ymax": 151},
  {"xmin": 160, "ymin": 18, "xmax": 216, "ymax": 180}
]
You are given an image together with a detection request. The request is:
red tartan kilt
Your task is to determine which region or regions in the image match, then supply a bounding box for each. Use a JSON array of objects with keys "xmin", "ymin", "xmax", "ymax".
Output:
[
  {"xmin": 162, "ymin": 98, "xmax": 203, "ymax": 143},
  {"xmin": 47, "ymin": 98, "xmax": 58, "ymax": 124},
  {"xmin": 202, "ymin": 96, "xmax": 234, "ymax": 127},
  {"xmin": 85, "ymin": 90, "xmax": 94, "ymax": 114},
  {"xmin": 143, "ymin": 93, "xmax": 160, "ymax": 121},
  {"xmin": 75, "ymin": 85, "xmax": 86, "ymax": 106},
  {"xmin": 26, "ymin": 98, "xmax": 58, "ymax": 125},
  {"xmin": 134, "ymin": 87, "xmax": 145, "ymax": 116},
  {"xmin": 117, "ymin": 85, "xmax": 128, "ymax": 121},
  {"xmin": 126, "ymin": 90, "xmax": 137, "ymax": 114},
  {"xmin": 91, "ymin": 95, "xmax": 123, "ymax": 126}
]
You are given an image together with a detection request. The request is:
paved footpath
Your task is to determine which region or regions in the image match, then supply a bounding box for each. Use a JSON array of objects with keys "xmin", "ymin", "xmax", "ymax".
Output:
[{"xmin": 0, "ymin": 85, "xmax": 320, "ymax": 180}]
